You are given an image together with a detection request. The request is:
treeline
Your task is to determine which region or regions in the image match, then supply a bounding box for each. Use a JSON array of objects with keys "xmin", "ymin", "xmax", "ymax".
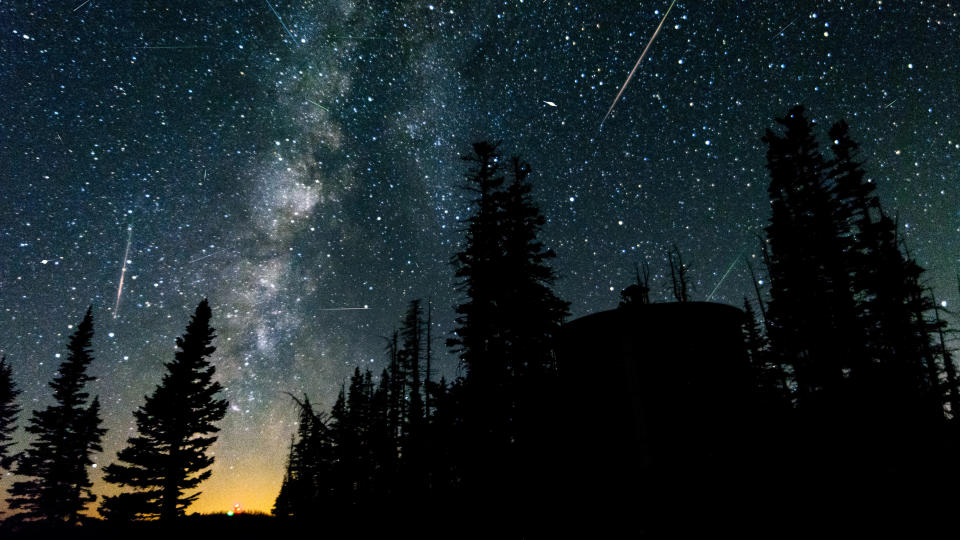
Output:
[
  {"xmin": 274, "ymin": 113, "xmax": 960, "ymax": 532},
  {"xmin": 743, "ymin": 107, "xmax": 960, "ymax": 430},
  {"xmin": 0, "ymin": 300, "xmax": 228, "ymax": 529},
  {"xmin": 2, "ymin": 108, "xmax": 959, "ymax": 532},
  {"xmin": 273, "ymin": 299, "xmax": 452, "ymax": 516},
  {"xmin": 273, "ymin": 141, "xmax": 569, "ymax": 532}
]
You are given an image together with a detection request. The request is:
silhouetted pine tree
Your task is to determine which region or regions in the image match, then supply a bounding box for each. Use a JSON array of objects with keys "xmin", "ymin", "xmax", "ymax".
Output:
[
  {"xmin": 500, "ymin": 156, "xmax": 570, "ymax": 381},
  {"xmin": 102, "ymin": 299, "xmax": 228, "ymax": 521},
  {"xmin": 742, "ymin": 298, "xmax": 787, "ymax": 402},
  {"xmin": 8, "ymin": 307, "xmax": 106, "ymax": 524},
  {"xmin": 386, "ymin": 330, "xmax": 405, "ymax": 448},
  {"xmin": 398, "ymin": 300, "xmax": 426, "ymax": 498},
  {"xmin": 934, "ymin": 301, "xmax": 960, "ymax": 420},
  {"xmin": 402, "ymin": 301, "xmax": 425, "ymax": 433},
  {"xmin": 328, "ymin": 383, "xmax": 353, "ymax": 502},
  {"xmin": 448, "ymin": 141, "xmax": 568, "ymax": 523},
  {"xmin": 272, "ymin": 437, "xmax": 296, "ymax": 518},
  {"xmin": 762, "ymin": 106, "xmax": 862, "ymax": 410},
  {"xmin": 424, "ymin": 300, "xmax": 434, "ymax": 418},
  {"xmin": 275, "ymin": 394, "xmax": 332, "ymax": 518},
  {"xmin": 448, "ymin": 141, "xmax": 507, "ymax": 404},
  {"xmin": 345, "ymin": 367, "xmax": 374, "ymax": 500},
  {"xmin": 0, "ymin": 356, "xmax": 20, "ymax": 472},
  {"xmin": 369, "ymin": 368, "xmax": 396, "ymax": 497}
]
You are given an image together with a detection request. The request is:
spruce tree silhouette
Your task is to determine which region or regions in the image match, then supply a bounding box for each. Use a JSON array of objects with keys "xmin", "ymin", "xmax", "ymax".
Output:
[
  {"xmin": 758, "ymin": 108, "xmax": 960, "ymax": 522},
  {"xmin": 448, "ymin": 141, "xmax": 568, "ymax": 532},
  {"xmin": 762, "ymin": 106, "xmax": 862, "ymax": 412},
  {"xmin": 825, "ymin": 116, "xmax": 946, "ymax": 428},
  {"xmin": 398, "ymin": 300, "xmax": 426, "ymax": 499},
  {"xmin": 280, "ymin": 395, "xmax": 332, "ymax": 518},
  {"xmin": 0, "ymin": 356, "xmax": 20, "ymax": 472},
  {"xmin": 101, "ymin": 299, "xmax": 228, "ymax": 521},
  {"xmin": 7, "ymin": 306, "xmax": 106, "ymax": 525}
]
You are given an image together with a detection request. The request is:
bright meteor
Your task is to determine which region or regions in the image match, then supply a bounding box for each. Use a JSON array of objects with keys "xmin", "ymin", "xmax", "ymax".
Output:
[
  {"xmin": 601, "ymin": 0, "xmax": 677, "ymax": 127},
  {"xmin": 113, "ymin": 225, "xmax": 133, "ymax": 319},
  {"xmin": 265, "ymin": 0, "xmax": 297, "ymax": 44}
]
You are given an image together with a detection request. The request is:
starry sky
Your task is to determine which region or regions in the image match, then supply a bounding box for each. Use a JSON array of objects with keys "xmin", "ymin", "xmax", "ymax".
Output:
[{"xmin": 1, "ymin": 0, "xmax": 957, "ymax": 515}]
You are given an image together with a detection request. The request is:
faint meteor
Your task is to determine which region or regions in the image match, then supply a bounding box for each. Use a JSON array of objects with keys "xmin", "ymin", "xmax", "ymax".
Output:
[
  {"xmin": 772, "ymin": 17, "xmax": 798, "ymax": 40},
  {"xmin": 324, "ymin": 35, "xmax": 399, "ymax": 41},
  {"xmin": 706, "ymin": 252, "xmax": 742, "ymax": 302},
  {"xmin": 131, "ymin": 46, "xmax": 211, "ymax": 50},
  {"xmin": 265, "ymin": 0, "xmax": 297, "ymax": 44},
  {"xmin": 601, "ymin": 0, "xmax": 676, "ymax": 127},
  {"xmin": 113, "ymin": 225, "xmax": 133, "ymax": 319},
  {"xmin": 306, "ymin": 99, "xmax": 329, "ymax": 111},
  {"xmin": 884, "ymin": 99, "xmax": 898, "ymax": 109},
  {"xmin": 317, "ymin": 306, "xmax": 370, "ymax": 311},
  {"xmin": 72, "ymin": 0, "xmax": 91, "ymax": 12},
  {"xmin": 188, "ymin": 249, "xmax": 229, "ymax": 264}
]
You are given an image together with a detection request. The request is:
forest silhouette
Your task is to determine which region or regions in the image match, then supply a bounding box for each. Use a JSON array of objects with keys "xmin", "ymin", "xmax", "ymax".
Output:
[{"xmin": 2, "ymin": 106, "xmax": 960, "ymax": 537}]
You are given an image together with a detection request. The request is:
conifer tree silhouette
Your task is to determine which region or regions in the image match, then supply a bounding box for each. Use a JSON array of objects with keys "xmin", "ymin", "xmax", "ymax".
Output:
[
  {"xmin": 0, "ymin": 356, "xmax": 20, "ymax": 472},
  {"xmin": 448, "ymin": 141, "xmax": 568, "ymax": 526},
  {"xmin": 274, "ymin": 394, "xmax": 334, "ymax": 518},
  {"xmin": 8, "ymin": 307, "xmax": 106, "ymax": 524},
  {"xmin": 102, "ymin": 299, "xmax": 228, "ymax": 521},
  {"xmin": 762, "ymin": 106, "xmax": 862, "ymax": 409}
]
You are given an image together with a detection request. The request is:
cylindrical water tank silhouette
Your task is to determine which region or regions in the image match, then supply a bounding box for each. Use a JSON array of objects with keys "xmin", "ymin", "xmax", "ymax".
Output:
[{"xmin": 552, "ymin": 302, "xmax": 753, "ymax": 526}]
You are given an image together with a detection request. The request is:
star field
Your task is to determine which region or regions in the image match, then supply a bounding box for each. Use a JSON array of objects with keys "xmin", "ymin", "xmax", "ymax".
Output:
[{"xmin": 1, "ymin": 0, "xmax": 958, "ymax": 514}]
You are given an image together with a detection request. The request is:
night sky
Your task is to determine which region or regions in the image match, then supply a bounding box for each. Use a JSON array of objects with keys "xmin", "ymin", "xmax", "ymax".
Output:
[{"xmin": 1, "ymin": 0, "xmax": 957, "ymax": 515}]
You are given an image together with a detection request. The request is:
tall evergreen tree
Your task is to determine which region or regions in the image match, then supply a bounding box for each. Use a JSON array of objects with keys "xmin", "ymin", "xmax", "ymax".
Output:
[
  {"xmin": 762, "ymin": 106, "xmax": 862, "ymax": 409},
  {"xmin": 448, "ymin": 141, "xmax": 507, "ymax": 390},
  {"xmin": 0, "ymin": 355, "xmax": 20, "ymax": 472},
  {"xmin": 448, "ymin": 141, "xmax": 569, "ymax": 521},
  {"xmin": 102, "ymin": 299, "xmax": 228, "ymax": 521},
  {"xmin": 273, "ymin": 395, "xmax": 332, "ymax": 518},
  {"xmin": 401, "ymin": 300, "xmax": 425, "ymax": 429},
  {"xmin": 272, "ymin": 436, "xmax": 297, "ymax": 518},
  {"xmin": 8, "ymin": 307, "xmax": 106, "ymax": 524}
]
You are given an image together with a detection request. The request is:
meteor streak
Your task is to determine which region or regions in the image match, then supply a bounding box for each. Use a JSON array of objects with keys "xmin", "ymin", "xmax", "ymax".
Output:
[
  {"xmin": 113, "ymin": 225, "xmax": 133, "ymax": 319},
  {"xmin": 72, "ymin": 0, "xmax": 91, "ymax": 12},
  {"xmin": 772, "ymin": 17, "xmax": 798, "ymax": 40},
  {"xmin": 265, "ymin": 0, "xmax": 297, "ymax": 44},
  {"xmin": 706, "ymin": 252, "xmax": 742, "ymax": 301},
  {"xmin": 188, "ymin": 249, "xmax": 229, "ymax": 264},
  {"xmin": 130, "ymin": 46, "xmax": 210, "ymax": 50},
  {"xmin": 317, "ymin": 306, "xmax": 370, "ymax": 311},
  {"xmin": 601, "ymin": 0, "xmax": 676, "ymax": 127},
  {"xmin": 306, "ymin": 99, "xmax": 329, "ymax": 111}
]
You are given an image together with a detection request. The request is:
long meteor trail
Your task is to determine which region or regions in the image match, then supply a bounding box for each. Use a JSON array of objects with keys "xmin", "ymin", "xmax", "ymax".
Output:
[
  {"xmin": 265, "ymin": 0, "xmax": 297, "ymax": 44},
  {"xmin": 113, "ymin": 225, "xmax": 133, "ymax": 319},
  {"xmin": 317, "ymin": 306, "xmax": 370, "ymax": 311},
  {"xmin": 601, "ymin": 0, "xmax": 676, "ymax": 126},
  {"xmin": 706, "ymin": 252, "xmax": 742, "ymax": 302}
]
